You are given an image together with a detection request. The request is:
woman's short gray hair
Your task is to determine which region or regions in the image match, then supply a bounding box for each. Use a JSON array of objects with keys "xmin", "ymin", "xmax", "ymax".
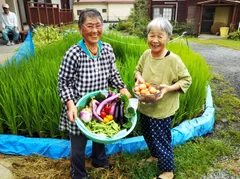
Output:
[
  {"xmin": 78, "ymin": 8, "xmax": 103, "ymax": 27},
  {"xmin": 147, "ymin": 17, "xmax": 173, "ymax": 36}
]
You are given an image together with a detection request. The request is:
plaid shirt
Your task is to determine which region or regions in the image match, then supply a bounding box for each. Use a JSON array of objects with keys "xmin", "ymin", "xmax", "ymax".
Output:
[{"xmin": 58, "ymin": 41, "xmax": 125, "ymax": 135}]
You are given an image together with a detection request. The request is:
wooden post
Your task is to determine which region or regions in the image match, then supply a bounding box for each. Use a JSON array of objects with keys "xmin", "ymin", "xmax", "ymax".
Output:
[
  {"xmin": 58, "ymin": 4, "xmax": 61, "ymax": 27},
  {"xmin": 198, "ymin": 5, "xmax": 203, "ymax": 35},
  {"xmin": 37, "ymin": 3, "xmax": 41, "ymax": 23},
  {"xmin": 232, "ymin": 5, "xmax": 237, "ymax": 24},
  {"xmin": 46, "ymin": 3, "xmax": 49, "ymax": 25},
  {"xmin": 27, "ymin": 1, "xmax": 32, "ymax": 27},
  {"xmin": 52, "ymin": 4, "xmax": 56, "ymax": 25}
]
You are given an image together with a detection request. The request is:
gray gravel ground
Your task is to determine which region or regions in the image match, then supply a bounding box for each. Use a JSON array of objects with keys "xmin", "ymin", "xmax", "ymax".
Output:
[
  {"xmin": 188, "ymin": 42, "xmax": 240, "ymax": 97},
  {"xmin": 188, "ymin": 42, "xmax": 240, "ymax": 179}
]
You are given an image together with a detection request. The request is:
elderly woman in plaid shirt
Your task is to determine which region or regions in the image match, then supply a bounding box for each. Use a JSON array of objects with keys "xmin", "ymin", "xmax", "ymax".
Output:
[{"xmin": 58, "ymin": 8, "xmax": 131, "ymax": 179}]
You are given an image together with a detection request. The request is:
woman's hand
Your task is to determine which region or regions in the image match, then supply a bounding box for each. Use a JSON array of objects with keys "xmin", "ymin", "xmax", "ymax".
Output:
[
  {"xmin": 157, "ymin": 83, "xmax": 181, "ymax": 100},
  {"xmin": 66, "ymin": 100, "xmax": 78, "ymax": 122},
  {"xmin": 135, "ymin": 75, "xmax": 145, "ymax": 85},
  {"xmin": 120, "ymin": 88, "xmax": 132, "ymax": 98},
  {"xmin": 157, "ymin": 84, "xmax": 170, "ymax": 99}
]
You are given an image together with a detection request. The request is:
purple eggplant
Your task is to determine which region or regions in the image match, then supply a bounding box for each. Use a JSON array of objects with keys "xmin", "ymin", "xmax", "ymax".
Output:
[
  {"xmin": 119, "ymin": 102, "xmax": 128, "ymax": 127},
  {"xmin": 114, "ymin": 100, "xmax": 121, "ymax": 123},
  {"xmin": 92, "ymin": 99, "xmax": 103, "ymax": 122},
  {"xmin": 96, "ymin": 93, "xmax": 120, "ymax": 115}
]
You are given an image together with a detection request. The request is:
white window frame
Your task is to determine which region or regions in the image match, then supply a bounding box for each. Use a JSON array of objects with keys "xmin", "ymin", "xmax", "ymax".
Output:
[{"xmin": 153, "ymin": 7, "xmax": 175, "ymax": 21}]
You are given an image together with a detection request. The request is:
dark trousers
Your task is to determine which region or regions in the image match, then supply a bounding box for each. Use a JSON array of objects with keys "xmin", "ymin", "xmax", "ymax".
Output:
[
  {"xmin": 69, "ymin": 133, "xmax": 109, "ymax": 179},
  {"xmin": 140, "ymin": 113, "xmax": 175, "ymax": 172}
]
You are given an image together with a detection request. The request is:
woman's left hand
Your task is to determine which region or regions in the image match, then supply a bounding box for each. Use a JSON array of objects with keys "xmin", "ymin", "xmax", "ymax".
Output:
[
  {"xmin": 157, "ymin": 84, "xmax": 170, "ymax": 100},
  {"xmin": 157, "ymin": 83, "xmax": 181, "ymax": 100},
  {"xmin": 120, "ymin": 88, "xmax": 132, "ymax": 98}
]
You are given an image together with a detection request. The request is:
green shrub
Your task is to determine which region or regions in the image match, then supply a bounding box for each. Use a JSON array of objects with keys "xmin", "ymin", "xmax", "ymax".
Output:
[
  {"xmin": 227, "ymin": 30, "xmax": 240, "ymax": 41},
  {"xmin": 115, "ymin": 21, "xmax": 134, "ymax": 32},
  {"xmin": 172, "ymin": 20, "xmax": 195, "ymax": 36}
]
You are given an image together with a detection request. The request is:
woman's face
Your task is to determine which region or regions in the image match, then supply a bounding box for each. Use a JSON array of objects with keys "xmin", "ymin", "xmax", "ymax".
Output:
[
  {"xmin": 79, "ymin": 17, "xmax": 103, "ymax": 46},
  {"xmin": 147, "ymin": 27, "xmax": 170, "ymax": 55}
]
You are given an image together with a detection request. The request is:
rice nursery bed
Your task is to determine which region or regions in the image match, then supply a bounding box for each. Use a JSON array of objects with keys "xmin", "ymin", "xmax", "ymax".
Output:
[
  {"xmin": 0, "ymin": 31, "xmax": 211, "ymax": 139},
  {"xmin": 0, "ymin": 30, "xmax": 239, "ymax": 179}
]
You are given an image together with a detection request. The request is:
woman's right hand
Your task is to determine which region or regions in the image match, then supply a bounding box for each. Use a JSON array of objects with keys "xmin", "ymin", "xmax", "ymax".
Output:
[
  {"xmin": 135, "ymin": 75, "xmax": 145, "ymax": 85},
  {"xmin": 66, "ymin": 100, "xmax": 78, "ymax": 122}
]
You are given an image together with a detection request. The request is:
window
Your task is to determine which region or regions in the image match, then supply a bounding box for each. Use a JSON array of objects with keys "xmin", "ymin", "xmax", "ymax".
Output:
[
  {"xmin": 77, "ymin": 10, "xmax": 82, "ymax": 15},
  {"xmin": 153, "ymin": 7, "xmax": 175, "ymax": 21},
  {"xmin": 29, "ymin": 0, "xmax": 51, "ymax": 2},
  {"xmin": 102, "ymin": 9, "xmax": 107, "ymax": 13}
]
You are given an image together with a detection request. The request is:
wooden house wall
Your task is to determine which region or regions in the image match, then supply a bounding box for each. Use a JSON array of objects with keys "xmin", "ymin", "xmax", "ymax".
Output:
[{"xmin": 177, "ymin": 1, "xmax": 187, "ymax": 22}]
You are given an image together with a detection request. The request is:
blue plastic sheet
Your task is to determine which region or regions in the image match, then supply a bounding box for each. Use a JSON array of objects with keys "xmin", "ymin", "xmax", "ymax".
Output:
[
  {"xmin": 1, "ymin": 29, "xmax": 34, "ymax": 67},
  {"xmin": 0, "ymin": 33, "xmax": 215, "ymax": 159},
  {"xmin": 0, "ymin": 86, "xmax": 215, "ymax": 159}
]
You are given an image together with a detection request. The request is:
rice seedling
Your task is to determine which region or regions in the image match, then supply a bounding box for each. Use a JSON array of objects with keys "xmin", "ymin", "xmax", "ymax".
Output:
[{"xmin": 0, "ymin": 31, "xmax": 211, "ymax": 138}]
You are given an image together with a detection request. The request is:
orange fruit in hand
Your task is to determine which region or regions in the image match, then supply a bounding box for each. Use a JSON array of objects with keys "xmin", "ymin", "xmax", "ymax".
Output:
[
  {"xmin": 149, "ymin": 87, "xmax": 157, "ymax": 94},
  {"xmin": 134, "ymin": 86, "xmax": 140, "ymax": 92},
  {"xmin": 139, "ymin": 84, "xmax": 147, "ymax": 90},
  {"xmin": 145, "ymin": 83, "xmax": 151, "ymax": 88},
  {"xmin": 145, "ymin": 91, "xmax": 151, "ymax": 95},
  {"xmin": 140, "ymin": 89, "xmax": 147, "ymax": 95}
]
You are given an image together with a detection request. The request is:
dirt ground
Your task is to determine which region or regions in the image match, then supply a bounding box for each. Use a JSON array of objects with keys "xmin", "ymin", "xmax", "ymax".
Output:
[{"xmin": 0, "ymin": 153, "xmax": 120, "ymax": 179}]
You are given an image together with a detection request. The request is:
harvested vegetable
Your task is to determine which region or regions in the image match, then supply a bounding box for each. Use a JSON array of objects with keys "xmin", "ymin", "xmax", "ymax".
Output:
[
  {"xmin": 79, "ymin": 91, "xmax": 135, "ymax": 137},
  {"xmin": 80, "ymin": 104, "xmax": 92, "ymax": 123},
  {"xmin": 96, "ymin": 93, "xmax": 120, "ymax": 115},
  {"xmin": 92, "ymin": 99, "xmax": 103, "ymax": 122},
  {"xmin": 85, "ymin": 120, "xmax": 121, "ymax": 137}
]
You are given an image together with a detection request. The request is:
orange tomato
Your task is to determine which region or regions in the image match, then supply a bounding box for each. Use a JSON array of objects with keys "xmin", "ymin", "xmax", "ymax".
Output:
[
  {"xmin": 134, "ymin": 86, "xmax": 140, "ymax": 92},
  {"xmin": 139, "ymin": 84, "xmax": 147, "ymax": 90},
  {"xmin": 149, "ymin": 87, "xmax": 157, "ymax": 94},
  {"xmin": 145, "ymin": 83, "xmax": 151, "ymax": 88},
  {"xmin": 140, "ymin": 89, "xmax": 147, "ymax": 95},
  {"xmin": 145, "ymin": 91, "xmax": 151, "ymax": 95}
]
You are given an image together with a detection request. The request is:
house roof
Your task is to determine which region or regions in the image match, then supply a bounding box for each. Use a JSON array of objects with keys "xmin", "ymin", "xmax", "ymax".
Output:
[
  {"xmin": 197, "ymin": 0, "xmax": 240, "ymax": 5},
  {"xmin": 74, "ymin": 0, "xmax": 135, "ymax": 3}
]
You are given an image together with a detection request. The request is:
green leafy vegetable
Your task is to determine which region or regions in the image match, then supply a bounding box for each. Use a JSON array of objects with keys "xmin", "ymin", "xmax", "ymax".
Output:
[
  {"xmin": 124, "ymin": 107, "xmax": 135, "ymax": 119},
  {"xmin": 120, "ymin": 94, "xmax": 129, "ymax": 110},
  {"xmin": 123, "ymin": 120, "xmax": 132, "ymax": 129},
  {"xmin": 95, "ymin": 92, "xmax": 106, "ymax": 102}
]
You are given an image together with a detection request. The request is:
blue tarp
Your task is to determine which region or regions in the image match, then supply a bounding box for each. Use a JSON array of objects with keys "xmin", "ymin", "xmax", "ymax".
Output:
[
  {"xmin": 0, "ymin": 86, "xmax": 215, "ymax": 159},
  {"xmin": 2, "ymin": 29, "xmax": 34, "ymax": 67},
  {"xmin": 0, "ymin": 32, "xmax": 215, "ymax": 159}
]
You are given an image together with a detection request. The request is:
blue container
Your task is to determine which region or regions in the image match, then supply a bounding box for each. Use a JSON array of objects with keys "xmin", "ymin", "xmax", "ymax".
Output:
[{"xmin": 75, "ymin": 90, "xmax": 138, "ymax": 144}]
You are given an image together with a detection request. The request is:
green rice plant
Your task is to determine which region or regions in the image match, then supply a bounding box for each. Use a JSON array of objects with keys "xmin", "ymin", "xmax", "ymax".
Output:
[
  {"xmin": 0, "ymin": 65, "xmax": 22, "ymax": 134},
  {"xmin": 0, "ymin": 31, "xmax": 211, "ymax": 138},
  {"xmin": 102, "ymin": 31, "xmax": 148, "ymax": 62},
  {"xmin": 0, "ymin": 32, "xmax": 80, "ymax": 137},
  {"xmin": 167, "ymin": 41, "xmax": 212, "ymax": 125},
  {"xmin": 103, "ymin": 32, "xmax": 212, "ymax": 127}
]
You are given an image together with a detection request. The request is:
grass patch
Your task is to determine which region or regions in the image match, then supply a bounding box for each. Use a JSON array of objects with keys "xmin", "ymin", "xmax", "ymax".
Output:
[
  {"xmin": 188, "ymin": 37, "xmax": 240, "ymax": 50},
  {"xmin": 87, "ymin": 137, "xmax": 232, "ymax": 179},
  {"xmin": 211, "ymin": 74, "xmax": 240, "ymax": 122}
]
